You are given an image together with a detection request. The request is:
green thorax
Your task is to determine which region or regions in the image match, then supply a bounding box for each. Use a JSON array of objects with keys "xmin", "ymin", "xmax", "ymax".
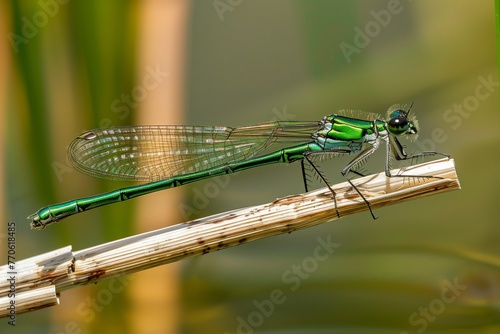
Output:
[{"xmin": 317, "ymin": 114, "xmax": 386, "ymax": 142}]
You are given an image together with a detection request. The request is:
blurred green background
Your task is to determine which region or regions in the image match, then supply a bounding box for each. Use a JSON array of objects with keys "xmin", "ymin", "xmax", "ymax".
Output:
[{"xmin": 2, "ymin": 0, "xmax": 499, "ymax": 333}]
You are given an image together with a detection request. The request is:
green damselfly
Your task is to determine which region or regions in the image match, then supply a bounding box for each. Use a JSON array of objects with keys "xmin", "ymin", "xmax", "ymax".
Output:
[{"xmin": 29, "ymin": 104, "xmax": 447, "ymax": 229}]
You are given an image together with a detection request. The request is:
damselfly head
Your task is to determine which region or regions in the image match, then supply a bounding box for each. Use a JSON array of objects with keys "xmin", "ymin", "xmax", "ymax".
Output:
[{"xmin": 386, "ymin": 104, "xmax": 418, "ymax": 140}]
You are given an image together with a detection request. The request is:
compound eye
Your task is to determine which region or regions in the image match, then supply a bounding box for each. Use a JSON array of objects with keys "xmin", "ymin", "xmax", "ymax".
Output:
[{"xmin": 387, "ymin": 117, "xmax": 409, "ymax": 135}]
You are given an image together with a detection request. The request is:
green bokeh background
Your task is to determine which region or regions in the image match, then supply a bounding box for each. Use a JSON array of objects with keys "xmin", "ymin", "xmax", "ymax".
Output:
[{"xmin": 2, "ymin": 0, "xmax": 499, "ymax": 333}]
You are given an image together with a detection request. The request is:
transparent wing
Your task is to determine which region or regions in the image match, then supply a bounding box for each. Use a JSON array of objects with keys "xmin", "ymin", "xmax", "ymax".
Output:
[
  {"xmin": 336, "ymin": 109, "xmax": 381, "ymax": 121},
  {"xmin": 68, "ymin": 121, "xmax": 321, "ymax": 182}
]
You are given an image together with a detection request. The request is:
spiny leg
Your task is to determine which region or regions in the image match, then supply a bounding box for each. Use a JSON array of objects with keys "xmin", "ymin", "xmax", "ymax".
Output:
[
  {"xmin": 302, "ymin": 154, "xmax": 340, "ymax": 218},
  {"xmin": 387, "ymin": 136, "xmax": 449, "ymax": 182},
  {"xmin": 301, "ymin": 156, "xmax": 336, "ymax": 192},
  {"xmin": 390, "ymin": 136, "xmax": 449, "ymax": 162},
  {"xmin": 349, "ymin": 169, "xmax": 366, "ymax": 178},
  {"xmin": 340, "ymin": 145, "xmax": 379, "ymax": 220},
  {"xmin": 300, "ymin": 159, "xmax": 311, "ymax": 193}
]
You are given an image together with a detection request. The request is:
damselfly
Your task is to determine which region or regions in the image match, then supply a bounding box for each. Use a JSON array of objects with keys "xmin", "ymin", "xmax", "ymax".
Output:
[{"xmin": 29, "ymin": 104, "xmax": 447, "ymax": 229}]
